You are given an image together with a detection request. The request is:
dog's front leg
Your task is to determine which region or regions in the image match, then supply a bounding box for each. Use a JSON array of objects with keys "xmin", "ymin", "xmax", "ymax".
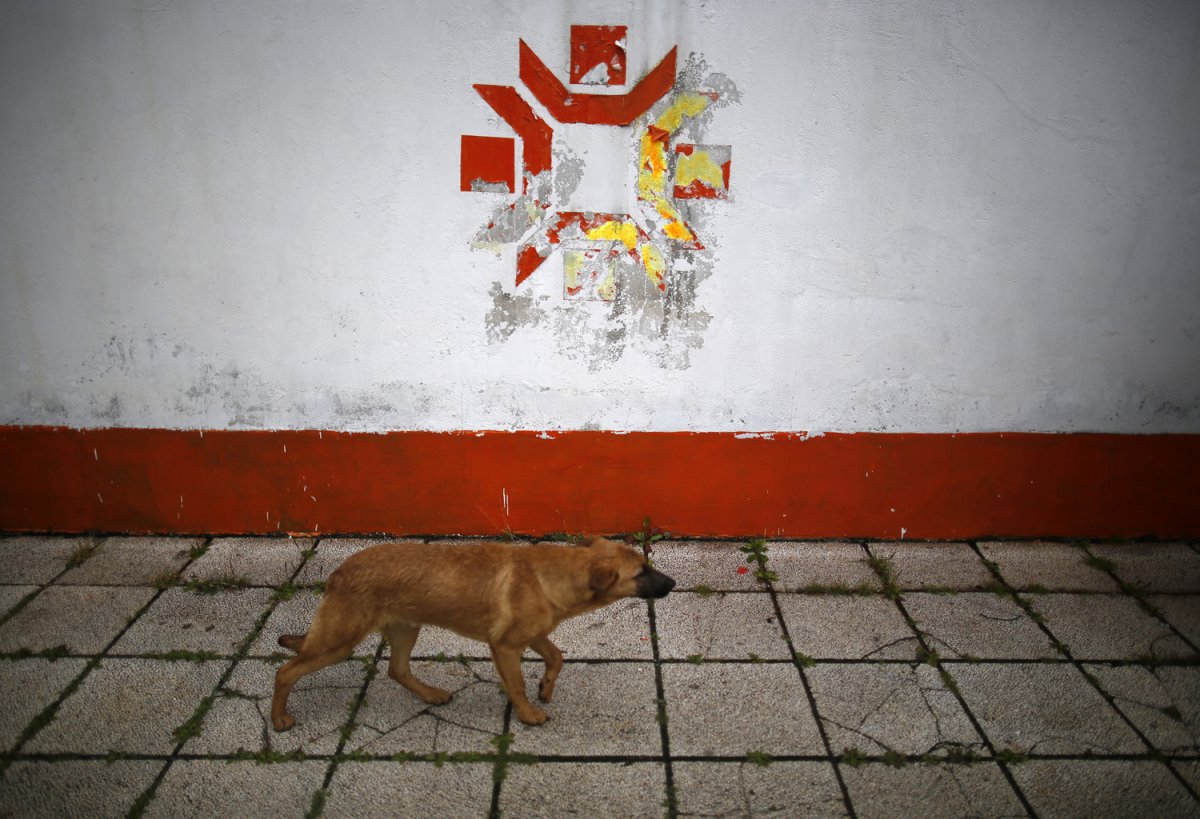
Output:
[
  {"xmin": 490, "ymin": 644, "xmax": 547, "ymax": 725},
  {"xmin": 528, "ymin": 636, "xmax": 563, "ymax": 703}
]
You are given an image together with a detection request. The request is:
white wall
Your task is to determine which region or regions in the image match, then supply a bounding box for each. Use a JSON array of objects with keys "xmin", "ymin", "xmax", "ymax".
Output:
[{"xmin": 2, "ymin": 0, "xmax": 1198, "ymax": 433}]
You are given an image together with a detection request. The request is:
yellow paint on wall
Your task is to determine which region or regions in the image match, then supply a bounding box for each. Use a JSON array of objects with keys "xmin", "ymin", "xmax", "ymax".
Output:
[
  {"xmin": 675, "ymin": 150, "xmax": 724, "ymax": 189},
  {"xmin": 655, "ymin": 201, "xmax": 695, "ymax": 242},
  {"xmin": 563, "ymin": 251, "xmax": 585, "ymax": 292},
  {"xmin": 630, "ymin": 90, "xmax": 712, "ymax": 261},
  {"xmin": 586, "ymin": 220, "xmax": 637, "ymax": 250},
  {"xmin": 654, "ymin": 93, "xmax": 711, "ymax": 133},
  {"xmin": 640, "ymin": 243, "xmax": 666, "ymax": 288},
  {"xmin": 597, "ymin": 270, "xmax": 617, "ymax": 301}
]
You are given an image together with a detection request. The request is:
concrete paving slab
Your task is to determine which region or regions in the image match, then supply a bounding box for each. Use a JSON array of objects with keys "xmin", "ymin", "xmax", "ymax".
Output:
[
  {"xmin": 841, "ymin": 762, "xmax": 1025, "ymax": 819},
  {"xmin": 0, "ymin": 585, "xmax": 155, "ymax": 653},
  {"xmin": 0, "ymin": 657, "xmax": 88, "ymax": 748},
  {"xmin": 951, "ymin": 662, "xmax": 1145, "ymax": 754},
  {"xmin": 867, "ymin": 542, "xmax": 994, "ymax": 591},
  {"xmin": 294, "ymin": 537, "xmax": 393, "ymax": 584},
  {"xmin": 25, "ymin": 658, "xmax": 227, "ymax": 755},
  {"xmin": 145, "ymin": 760, "xmax": 328, "ymax": 819},
  {"xmin": 508, "ymin": 661, "xmax": 661, "ymax": 756},
  {"xmin": 1088, "ymin": 542, "xmax": 1200, "ymax": 593},
  {"xmin": 1176, "ymin": 761, "xmax": 1200, "ymax": 795},
  {"xmin": 542, "ymin": 597, "xmax": 654, "ymax": 660},
  {"xmin": 663, "ymin": 663, "xmax": 825, "ymax": 755},
  {"xmin": 112, "ymin": 588, "xmax": 274, "ymax": 655},
  {"xmin": 0, "ymin": 759, "xmax": 165, "ymax": 819},
  {"xmin": 673, "ymin": 760, "xmax": 847, "ymax": 817},
  {"xmin": 1027, "ymin": 593, "xmax": 1196, "ymax": 661},
  {"xmin": 1012, "ymin": 760, "xmax": 1196, "ymax": 818},
  {"xmin": 904, "ymin": 592, "xmax": 1058, "ymax": 660},
  {"xmin": 654, "ymin": 592, "xmax": 790, "ymax": 660},
  {"xmin": 807, "ymin": 663, "xmax": 983, "ymax": 757},
  {"xmin": 56, "ymin": 536, "xmax": 199, "ymax": 585},
  {"xmin": 768, "ymin": 542, "xmax": 881, "ymax": 592},
  {"xmin": 182, "ymin": 537, "xmax": 313, "ymax": 586},
  {"xmin": 183, "ymin": 658, "xmax": 367, "ymax": 756},
  {"xmin": 1085, "ymin": 665, "xmax": 1200, "ymax": 754},
  {"xmin": 323, "ymin": 761, "xmax": 494, "ymax": 819},
  {"xmin": 500, "ymin": 761, "xmax": 667, "ymax": 818},
  {"xmin": 977, "ymin": 541, "xmax": 1119, "ymax": 592},
  {"xmin": 648, "ymin": 540, "xmax": 768, "ymax": 591},
  {"xmin": 248, "ymin": 589, "xmax": 380, "ymax": 657},
  {"xmin": 776, "ymin": 595, "xmax": 919, "ymax": 660},
  {"xmin": 432, "ymin": 537, "xmax": 525, "ymax": 547},
  {"xmin": 0, "ymin": 536, "xmax": 86, "ymax": 584},
  {"xmin": 0, "ymin": 585, "xmax": 37, "ymax": 619},
  {"xmin": 345, "ymin": 660, "xmax": 506, "ymax": 756},
  {"xmin": 1150, "ymin": 594, "xmax": 1200, "ymax": 648}
]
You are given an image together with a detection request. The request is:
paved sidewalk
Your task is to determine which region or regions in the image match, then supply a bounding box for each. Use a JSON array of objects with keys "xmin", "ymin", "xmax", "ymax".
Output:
[{"xmin": 0, "ymin": 536, "xmax": 1198, "ymax": 818}]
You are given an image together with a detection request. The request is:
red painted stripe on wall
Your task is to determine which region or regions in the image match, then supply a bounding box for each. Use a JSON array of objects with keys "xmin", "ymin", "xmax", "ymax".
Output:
[{"xmin": 0, "ymin": 427, "xmax": 1197, "ymax": 539}]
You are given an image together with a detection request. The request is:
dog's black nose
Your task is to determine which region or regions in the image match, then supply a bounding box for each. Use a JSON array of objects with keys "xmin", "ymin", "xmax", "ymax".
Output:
[{"xmin": 639, "ymin": 569, "xmax": 676, "ymax": 599}]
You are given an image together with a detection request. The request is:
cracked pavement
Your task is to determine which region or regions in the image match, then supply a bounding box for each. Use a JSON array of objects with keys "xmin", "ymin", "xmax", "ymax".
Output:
[{"xmin": 0, "ymin": 536, "xmax": 1198, "ymax": 817}]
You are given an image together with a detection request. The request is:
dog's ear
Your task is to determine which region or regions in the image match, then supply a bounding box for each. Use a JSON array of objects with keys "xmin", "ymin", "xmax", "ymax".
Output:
[
  {"xmin": 588, "ymin": 560, "xmax": 618, "ymax": 592},
  {"xmin": 579, "ymin": 535, "xmax": 603, "ymax": 548}
]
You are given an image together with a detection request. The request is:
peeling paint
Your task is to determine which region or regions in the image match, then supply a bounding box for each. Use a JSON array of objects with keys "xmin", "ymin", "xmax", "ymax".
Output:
[
  {"xmin": 464, "ymin": 28, "xmax": 739, "ymax": 371},
  {"xmin": 484, "ymin": 282, "xmax": 548, "ymax": 343},
  {"xmin": 570, "ymin": 25, "xmax": 627, "ymax": 86}
]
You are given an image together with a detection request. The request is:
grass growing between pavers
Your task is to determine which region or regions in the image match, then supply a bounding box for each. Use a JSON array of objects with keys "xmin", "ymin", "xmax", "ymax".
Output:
[
  {"xmin": 125, "ymin": 539, "xmax": 326, "ymax": 818},
  {"xmin": 2, "ymin": 535, "xmax": 1199, "ymax": 817}
]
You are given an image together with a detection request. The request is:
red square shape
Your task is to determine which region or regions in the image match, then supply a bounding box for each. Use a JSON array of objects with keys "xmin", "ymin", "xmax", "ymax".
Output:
[
  {"xmin": 570, "ymin": 25, "xmax": 627, "ymax": 86},
  {"xmin": 460, "ymin": 135, "xmax": 515, "ymax": 193}
]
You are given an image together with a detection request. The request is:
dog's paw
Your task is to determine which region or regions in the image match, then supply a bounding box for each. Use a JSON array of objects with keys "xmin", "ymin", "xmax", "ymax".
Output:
[
  {"xmin": 419, "ymin": 686, "xmax": 453, "ymax": 705},
  {"xmin": 537, "ymin": 678, "xmax": 556, "ymax": 703},
  {"xmin": 516, "ymin": 705, "xmax": 548, "ymax": 725},
  {"xmin": 272, "ymin": 712, "xmax": 296, "ymax": 732}
]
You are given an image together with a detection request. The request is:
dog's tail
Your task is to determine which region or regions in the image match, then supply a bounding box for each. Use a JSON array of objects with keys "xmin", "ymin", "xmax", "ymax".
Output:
[{"xmin": 278, "ymin": 633, "xmax": 306, "ymax": 652}]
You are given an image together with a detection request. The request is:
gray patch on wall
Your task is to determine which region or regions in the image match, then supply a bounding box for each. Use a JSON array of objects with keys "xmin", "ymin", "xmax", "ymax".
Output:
[
  {"xmin": 475, "ymin": 53, "xmax": 739, "ymax": 371},
  {"xmin": 485, "ymin": 282, "xmax": 549, "ymax": 343}
]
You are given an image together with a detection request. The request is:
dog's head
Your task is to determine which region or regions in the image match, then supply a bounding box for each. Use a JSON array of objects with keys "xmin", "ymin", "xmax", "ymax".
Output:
[{"xmin": 582, "ymin": 537, "xmax": 676, "ymax": 601}]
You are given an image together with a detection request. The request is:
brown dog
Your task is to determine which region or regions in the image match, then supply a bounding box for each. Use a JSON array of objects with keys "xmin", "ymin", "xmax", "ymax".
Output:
[{"xmin": 271, "ymin": 536, "xmax": 675, "ymax": 730}]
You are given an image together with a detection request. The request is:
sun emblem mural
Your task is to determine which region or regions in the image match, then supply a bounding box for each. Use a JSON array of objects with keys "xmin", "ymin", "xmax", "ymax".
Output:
[{"xmin": 461, "ymin": 25, "xmax": 739, "ymax": 368}]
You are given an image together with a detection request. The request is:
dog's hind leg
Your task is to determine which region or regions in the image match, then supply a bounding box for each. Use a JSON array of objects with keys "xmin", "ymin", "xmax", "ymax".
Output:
[
  {"xmin": 271, "ymin": 647, "xmax": 351, "ymax": 731},
  {"xmin": 381, "ymin": 622, "xmax": 451, "ymax": 705},
  {"xmin": 271, "ymin": 598, "xmax": 370, "ymax": 731},
  {"xmin": 528, "ymin": 636, "xmax": 563, "ymax": 703}
]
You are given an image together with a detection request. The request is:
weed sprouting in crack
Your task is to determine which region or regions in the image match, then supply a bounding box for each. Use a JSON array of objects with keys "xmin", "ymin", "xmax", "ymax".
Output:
[
  {"xmin": 184, "ymin": 575, "xmax": 252, "ymax": 595},
  {"xmin": 865, "ymin": 553, "xmax": 901, "ymax": 600},
  {"xmin": 739, "ymin": 538, "xmax": 778, "ymax": 584},
  {"xmin": 745, "ymin": 749, "xmax": 772, "ymax": 767},
  {"xmin": 64, "ymin": 540, "xmax": 98, "ymax": 570},
  {"xmin": 172, "ymin": 695, "xmax": 215, "ymax": 744},
  {"xmin": 839, "ymin": 747, "xmax": 867, "ymax": 767},
  {"xmin": 628, "ymin": 517, "xmax": 670, "ymax": 552},
  {"xmin": 304, "ymin": 789, "xmax": 327, "ymax": 819}
]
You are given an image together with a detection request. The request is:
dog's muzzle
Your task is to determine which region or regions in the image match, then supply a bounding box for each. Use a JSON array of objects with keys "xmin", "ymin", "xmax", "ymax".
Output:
[{"xmin": 636, "ymin": 568, "xmax": 676, "ymax": 599}]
